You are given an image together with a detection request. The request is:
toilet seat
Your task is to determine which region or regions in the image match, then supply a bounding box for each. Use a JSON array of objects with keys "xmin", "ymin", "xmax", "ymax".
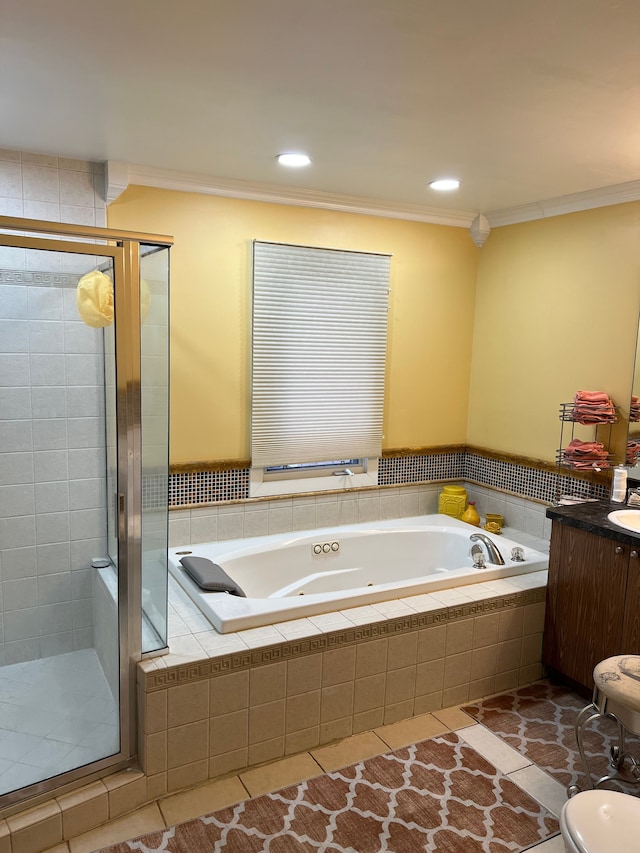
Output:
[{"xmin": 561, "ymin": 790, "xmax": 640, "ymax": 852}]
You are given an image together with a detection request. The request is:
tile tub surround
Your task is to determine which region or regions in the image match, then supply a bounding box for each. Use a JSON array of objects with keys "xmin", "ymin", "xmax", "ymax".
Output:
[
  {"xmin": 168, "ymin": 483, "xmax": 553, "ymax": 551},
  {"xmin": 136, "ymin": 570, "xmax": 547, "ymax": 795}
]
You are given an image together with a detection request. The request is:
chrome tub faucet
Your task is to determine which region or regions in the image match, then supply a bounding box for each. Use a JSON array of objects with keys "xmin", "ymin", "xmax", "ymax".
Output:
[{"xmin": 469, "ymin": 532, "xmax": 506, "ymax": 566}]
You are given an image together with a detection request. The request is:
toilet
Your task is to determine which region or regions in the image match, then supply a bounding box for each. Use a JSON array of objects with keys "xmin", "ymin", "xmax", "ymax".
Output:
[{"xmin": 560, "ymin": 790, "xmax": 640, "ymax": 852}]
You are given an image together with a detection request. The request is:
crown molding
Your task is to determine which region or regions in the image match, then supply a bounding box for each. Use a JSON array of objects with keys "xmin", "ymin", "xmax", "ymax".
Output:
[
  {"xmin": 469, "ymin": 213, "xmax": 491, "ymax": 247},
  {"xmin": 106, "ymin": 161, "xmax": 476, "ymax": 228},
  {"xmin": 485, "ymin": 180, "xmax": 640, "ymax": 227},
  {"xmin": 105, "ymin": 160, "xmax": 130, "ymax": 204},
  {"xmin": 106, "ymin": 161, "xmax": 640, "ymax": 235}
]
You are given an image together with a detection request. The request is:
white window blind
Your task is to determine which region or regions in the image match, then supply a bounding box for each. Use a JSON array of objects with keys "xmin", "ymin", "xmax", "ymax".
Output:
[{"xmin": 251, "ymin": 241, "xmax": 390, "ymax": 469}]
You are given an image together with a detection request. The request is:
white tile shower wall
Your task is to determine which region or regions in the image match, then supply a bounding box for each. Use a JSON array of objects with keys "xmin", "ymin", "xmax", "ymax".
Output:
[
  {"xmin": 93, "ymin": 566, "xmax": 119, "ymax": 701},
  {"xmin": 0, "ymin": 147, "xmax": 106, "ymax": 231},
  {"xmin": 0, "ymin": 147, "xmax": 108, "ymax": 664},
  {"xmin": 168, "ymin": 484, "xmax": 552, "ymax": 551}
]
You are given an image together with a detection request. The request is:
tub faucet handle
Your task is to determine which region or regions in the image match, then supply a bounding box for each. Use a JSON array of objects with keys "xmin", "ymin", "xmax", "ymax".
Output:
[{"xmin": 470, "ymin": 543, "xmax": 486, "ymax": 569}]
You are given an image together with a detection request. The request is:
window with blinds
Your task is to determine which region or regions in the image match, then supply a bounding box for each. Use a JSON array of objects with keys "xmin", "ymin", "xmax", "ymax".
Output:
[{"xmin": 250, "ymin": 241, "xmax": 390, "ymax": 495}]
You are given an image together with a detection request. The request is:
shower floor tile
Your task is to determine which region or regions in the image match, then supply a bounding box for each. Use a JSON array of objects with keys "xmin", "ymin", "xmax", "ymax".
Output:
[{"xmin": 0, "ymin": 648, "xmax": 118, "ymax": 795}]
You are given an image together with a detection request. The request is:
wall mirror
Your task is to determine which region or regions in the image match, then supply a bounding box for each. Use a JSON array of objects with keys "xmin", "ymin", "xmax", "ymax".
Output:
[{"xmin": 627, "ymin": 312, "xmax": 640, "ymax": 482}]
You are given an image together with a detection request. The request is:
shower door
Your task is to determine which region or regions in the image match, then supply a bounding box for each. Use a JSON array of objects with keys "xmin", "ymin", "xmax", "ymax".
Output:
[{"xmin": 0, "ymin": 218, "xmax": 171, "ymax": 805}]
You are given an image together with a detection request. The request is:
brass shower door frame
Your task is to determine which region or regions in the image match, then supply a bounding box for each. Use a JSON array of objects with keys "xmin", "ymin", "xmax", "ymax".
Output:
[{"xmin": 0, "ymin": 216, "xmax": 172, "ymax": 807}]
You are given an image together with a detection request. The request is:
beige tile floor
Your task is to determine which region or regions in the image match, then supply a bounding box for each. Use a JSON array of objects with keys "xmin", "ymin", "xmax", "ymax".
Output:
[{"xmin": 43, "ymin": 698, "xmax": 567, "ymax": 853}]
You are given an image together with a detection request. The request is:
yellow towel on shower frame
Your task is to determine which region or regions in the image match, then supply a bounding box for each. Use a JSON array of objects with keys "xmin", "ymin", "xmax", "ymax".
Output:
[
  {"xmin": 76, "ymin": 270, "xmax": 114, "ymax": 328},
  {"xmin": 76, "ymin": 270, "xmax": 151, "ymax": 327}
]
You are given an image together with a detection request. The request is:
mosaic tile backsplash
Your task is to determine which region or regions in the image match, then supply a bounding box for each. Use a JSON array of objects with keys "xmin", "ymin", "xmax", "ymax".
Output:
[
  {"xmin": 464, "ymin": 452, "xmax": 608, "ymax": 504},
  {"xmin": 169, "ymin": 468, "xmax": 250, "ymax": 507},
  {"xmin": 378, "ymin": 452, "xmax": 465, "ymax": 485},
  {"xmin": 167, "ymin": 450, "xmax": 607, "ymax": 508}
]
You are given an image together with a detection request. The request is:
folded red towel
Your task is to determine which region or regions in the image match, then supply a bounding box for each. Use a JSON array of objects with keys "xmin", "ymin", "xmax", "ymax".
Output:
[
  {"xmin": 564, "ymin": 437, "xmax": 610, "ymax": 469},
  {"xmin": 575, "ymin": 391, "xmax": 611, "ymax": 403},
  {"xmin": 571, "ymin": 390, "xmax": 616, "ymax": 424},
  {"xmin": 568, "ymin": 460, "xmax": 611, "ymax": 470},
  {"xmin": 565, "ymin": 439, "xmax": 606, "ymax": 453}
]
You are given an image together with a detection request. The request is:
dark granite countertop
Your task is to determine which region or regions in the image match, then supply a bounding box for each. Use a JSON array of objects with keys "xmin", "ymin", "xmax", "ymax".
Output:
[{"xmin": 546, "ymin": 500, "xmax": 640, "ymax": 545}]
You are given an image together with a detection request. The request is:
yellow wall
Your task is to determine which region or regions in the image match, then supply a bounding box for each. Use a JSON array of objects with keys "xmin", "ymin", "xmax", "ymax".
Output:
[
  {"xmin": 467, "ymin": 203, "xmax": 640, "ymax": 461},
  {"xmin": 109, "ymin": 188, "xmax": 478, "ymax": 465}
]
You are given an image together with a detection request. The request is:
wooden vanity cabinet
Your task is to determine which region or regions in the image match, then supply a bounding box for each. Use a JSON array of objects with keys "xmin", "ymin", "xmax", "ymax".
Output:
[
  {"xmin": 543, "ymin": 522, "xmax": 640, "ymax": 689},
  {"xmin": 622, "ymin": 553, "xmax": 640, "ymax": 650}
]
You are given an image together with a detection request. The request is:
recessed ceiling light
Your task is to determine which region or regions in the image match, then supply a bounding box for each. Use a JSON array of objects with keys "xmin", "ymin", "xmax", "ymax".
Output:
[
  {"xmin": 276, "ymin": 152, "xmax": 311, "ymax": 167},
  {"xmin": 429, "ymin": 178, "xmax": 461, "ymax": 191}
]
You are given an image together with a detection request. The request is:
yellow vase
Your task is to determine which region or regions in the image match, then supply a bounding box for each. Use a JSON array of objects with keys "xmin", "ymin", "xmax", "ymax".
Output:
[{"xmin": 461, "ymin": 501, "xmax": 480, "ymax": 526}]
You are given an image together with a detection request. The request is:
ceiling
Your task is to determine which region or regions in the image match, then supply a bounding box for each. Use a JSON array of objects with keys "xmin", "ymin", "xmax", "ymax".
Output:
[{"xmin": 3, "ymin": 0, "xmax": 640, "ymax": 218}]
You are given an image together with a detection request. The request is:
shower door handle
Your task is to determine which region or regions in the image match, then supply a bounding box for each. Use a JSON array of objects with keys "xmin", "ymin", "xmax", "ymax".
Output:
[{"xmin": 119, "ymin": 493, "xmax": 126, "ymax": 539}]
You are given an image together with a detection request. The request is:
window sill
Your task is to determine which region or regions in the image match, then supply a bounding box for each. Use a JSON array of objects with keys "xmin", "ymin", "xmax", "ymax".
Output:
[{"xmin": 249, "ymin": 459, "xmax": 379, "ymax": 498}]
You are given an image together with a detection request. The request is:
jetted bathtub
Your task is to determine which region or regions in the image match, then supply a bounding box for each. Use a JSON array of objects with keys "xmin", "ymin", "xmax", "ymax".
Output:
[{"xmin": 168, "ymin": 514, "xmax": 548, "ymax": 633}]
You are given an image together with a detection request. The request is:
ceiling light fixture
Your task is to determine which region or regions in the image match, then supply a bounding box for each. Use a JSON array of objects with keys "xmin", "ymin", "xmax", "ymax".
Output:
[
  {"xmin": 276, "ymin": 152, "xmax": 311, "ymax": 167},
  {"xmin": 428, "ymin": 178, "xmax": 461, "ymax": 191}
]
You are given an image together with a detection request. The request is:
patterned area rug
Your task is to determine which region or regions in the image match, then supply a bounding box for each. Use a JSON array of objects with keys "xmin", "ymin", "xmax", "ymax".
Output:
[
  {"xmin": 100, "ymin": 732, "xmax": 558, "ymax": 853},
  {"xmin": 464, "ymin": 680, "xmax": 640, "ymax": 794}
]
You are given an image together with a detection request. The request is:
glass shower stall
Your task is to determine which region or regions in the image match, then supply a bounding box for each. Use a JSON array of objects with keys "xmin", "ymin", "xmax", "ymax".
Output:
[{"xmin": 0, "ymin": 215, "xmax": 170, "ymax": 805}]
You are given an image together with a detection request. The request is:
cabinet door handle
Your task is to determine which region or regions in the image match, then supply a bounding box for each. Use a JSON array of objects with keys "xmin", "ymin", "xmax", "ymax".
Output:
[
  {"xmin": 632, "ymin": 550, "xmax": 639, "ymax": 559},
  {"xmin": 615, "ymin": 546, "xmax": 625, "ymax": 554}
]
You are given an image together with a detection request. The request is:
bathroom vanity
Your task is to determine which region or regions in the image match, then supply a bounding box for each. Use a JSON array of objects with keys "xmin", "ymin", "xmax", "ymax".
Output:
[{"xmin": 544, "ymin": 501, "xmax": 640, "ymax": 690}]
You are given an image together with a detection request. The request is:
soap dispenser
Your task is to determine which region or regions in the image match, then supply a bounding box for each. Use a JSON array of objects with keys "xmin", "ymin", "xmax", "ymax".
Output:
[{"xmin": 611, "ymin": 465, "xmax": 628, "ymax": 503}]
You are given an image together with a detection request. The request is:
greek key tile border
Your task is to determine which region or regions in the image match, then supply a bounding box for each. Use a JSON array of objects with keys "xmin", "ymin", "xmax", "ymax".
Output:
[
  {"xmin": 141, "ymin": 586, "xmax": 545, "ymax": 692},
  {"xmin": 0, "ymin": 269, "xmax": 83, "ymax": 287}
]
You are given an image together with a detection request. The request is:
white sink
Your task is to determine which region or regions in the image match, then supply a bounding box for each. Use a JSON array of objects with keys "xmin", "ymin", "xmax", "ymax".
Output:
[{"xmin": 608, "ymin": 510, "xmax": 640, "ymax": 533}]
